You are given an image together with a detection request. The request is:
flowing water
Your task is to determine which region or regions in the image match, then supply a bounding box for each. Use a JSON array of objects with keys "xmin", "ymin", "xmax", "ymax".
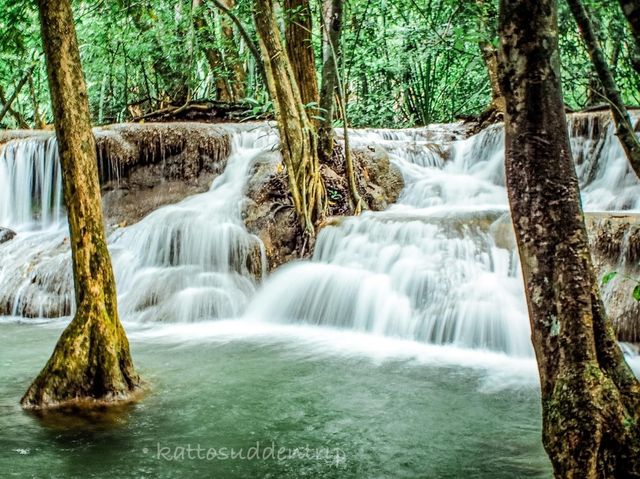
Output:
[{"xmin": 1, "ymin": 114, "xmax": 639, "ymax": 478}]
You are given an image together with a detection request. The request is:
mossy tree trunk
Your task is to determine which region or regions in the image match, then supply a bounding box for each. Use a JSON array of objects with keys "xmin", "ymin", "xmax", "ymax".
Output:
[
  {"xmin": 317, "ymin": 0, "xmax": 342, "ymax": 164},
  {"xmin": 253, "ymin": 0, "xmax": 325, "ymax": 234},
  {"xmin": 498, "ymin": 0, "xmax": 640, "ymax": 476},
  {"xmin": 566, "ymin": 0, "xmax": 640, "ymax": 180},
  {"xmin": 22, "ymin": 0, "xmax": 139, "ymax": 409},
  {"xmin": 284, "ymin": 0, "xmax": 320, "ymax": 113}
]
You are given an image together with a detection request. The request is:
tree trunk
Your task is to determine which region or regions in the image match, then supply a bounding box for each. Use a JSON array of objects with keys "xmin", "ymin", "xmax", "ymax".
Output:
[
  {"xmin": 619, "ymin": 0, "xmax": 640, "ymax": 48},
  {"xmin": 193, "ymin": 0, "xmax": 234, "ymax": 103},
  {"xmin": 0, "ymin": 85, "xmax": 30, "ymax": 129},
  {"xmin": 566, "ymin": 0, "xmax": 640, "ymax": 180},
  {"xmin": 284, "ymin": 0, "xmax": 320, "ymax": 111},
  {"xmin": 219, "ymin": 0, "xmax": 247, "ymax": 100},
  {"xmin": 479, "ymin": 41, "xmax": 505, "ymax": 113},
  {"xmin": 318, "ymin": 0, "xmax": 342, "ymax": 164},
  {"xmin": 209, "ymin": 0, "xmax": 267, "ymax": 86},
  {"xmin": 22, "ymin": 0, "xmax": 139, "ymax": 409},
  {"xmin": 475, "ymin": 0, "xmax": 504, "ymax": 124},
  {"xmin": 253, "ymin": 0, "xmax": 325, "ymax": 234},
  {"xmin": 0, "ymin": 67, "xmax": 33, "ymax": 126},
  {"xmin": 618, "ymin": 0, "xmax": 640, "ymax": 75},
  {"xmin": 498, "ymin": 0, "xmax": 640, "ymax": 476}
]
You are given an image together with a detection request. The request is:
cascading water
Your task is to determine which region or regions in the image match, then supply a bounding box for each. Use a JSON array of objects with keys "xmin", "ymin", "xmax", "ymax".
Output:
[
  {"xmin": 109, "ymin": 127, "xmax": 274, "ymax": 322},
  {"xmin": 245, "ymin": 125, "xmax": 532, "ymax": 356},
  {"xmin": 0, "ymin": 126, "xmax": 275, "ymax": 320},
  {"xmin": 246, "ymin": 114, "xmax": 640, "ymax": 357},
  {"xmin": 0, "ymin": 137, "xmax": 63, "ymax": 228},
  {"xmin": 1, "ymin": 113, "xmax": 639, "ymax": 359}
]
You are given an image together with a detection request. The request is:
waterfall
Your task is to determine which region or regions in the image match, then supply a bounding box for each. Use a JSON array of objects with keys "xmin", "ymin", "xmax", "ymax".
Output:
[
  {"xmin": 110, "ymin": 127, "xmax": 273, "ymax": 322},
  {"xmin": 246, "ymin": 114, "xmax": 640, "ymax": 356},
  {"xmin": 0, "ymin": 114, "xmax": 639, "ymax": 358},
  {"xmin": 0, "ymin": 126, "xmax": 274, "ymax": 320},
  {"xmin": 0, "ymin": 137, "xmax": 63, "ymax": 229},
  {"xmin": 246, "ymin": 124, "xmax": 532, "ymax": 356}
]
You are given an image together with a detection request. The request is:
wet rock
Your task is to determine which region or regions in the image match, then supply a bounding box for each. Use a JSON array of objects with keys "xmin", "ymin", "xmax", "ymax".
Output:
[
  {"xmin": 0, "ymin": 235, "xmax": 73, "ymax": 318},
  {"xmin": 242, "ymin": 144, "xmax": 405, "ymax": 271},
  {"xmin": 0, "ymin": 227, "xmax": 16, "ymax": 244},
  {"xmin": 354, "ymin": 146, "xmax": 404, "ymax": 211},
  {"xmin": 587, "ymin": 213, "xmax": 640, "ymax": 344},
  {"xmin": 1, "ymin": 123, "xmax": 235, "ymax": 230},
  {"xmin": 95, "ymin": 123, "xmax": 232, "ymax": 228},
  {"xmin": 461, "ymin": 211, "xmax": 640, "ymax": 345}
]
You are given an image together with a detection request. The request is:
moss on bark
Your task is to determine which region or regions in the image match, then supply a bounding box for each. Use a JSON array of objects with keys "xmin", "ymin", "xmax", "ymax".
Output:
[
  {"xmin": 498, "ymin": 0, "xmax": 640, "ymax": 476},
  {"xmin": 22, "ymin": 0, "xmax": 139, "ymax": 409},
  {"xmin": 253, "ymin": 0, "xmax": 325, "ymax": 234}
]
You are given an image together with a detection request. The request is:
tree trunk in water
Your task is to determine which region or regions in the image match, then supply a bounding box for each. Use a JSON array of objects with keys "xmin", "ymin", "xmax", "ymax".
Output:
[
  {"xmin": 193, "ymin": 0, "xmax": 234, "ymax": 103},
  {"xmin": 284, "ymin": 0, "xmax": 320, "ymax": 112},
  {"xmin": 566, "ymin": 0, "xmax": 640, "ymax": 180},
  {"xmin": 22, "ymin": 0, "xmax": 139, "ymax": 409},
  {"xmin": 253, "ymin": 0, "xmax": 324, "ymax": 234},
  {"xmin": 498, "ymin": 0, "xmax": 640, "ymax": 476},
  {"xmin": 318, "ymin": 0, "xmax": 342, "ymax": 164},
  {"xmin": 219, "ymin": 0, "xmax": 247, "ymax": 100}
]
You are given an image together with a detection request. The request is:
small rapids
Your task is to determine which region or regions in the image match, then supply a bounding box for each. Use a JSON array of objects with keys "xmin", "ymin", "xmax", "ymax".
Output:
[{"xmin": 1, "ymin": 113, "xmax": 639, "ymax": 360}]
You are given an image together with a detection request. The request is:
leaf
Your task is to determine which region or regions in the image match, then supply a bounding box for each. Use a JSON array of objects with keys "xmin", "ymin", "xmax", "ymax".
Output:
[
  {"xmin": 633, "ymin": 284, "xmax": 640, "ymax": 302},
  {"xmin": 601, "ymin": 271, "xmax": 617, "ymax": 286}
]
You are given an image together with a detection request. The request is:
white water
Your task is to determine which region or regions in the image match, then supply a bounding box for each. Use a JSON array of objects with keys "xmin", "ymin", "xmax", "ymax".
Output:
[
  {"xmin": 0, "ymin": 137, "xmax": 63, "ymax": 228},
  {"xmin": 1, "ymin": 114, "xmax": 639, "ymax": 360},
  {"xmin": 0, "ymin": 125, "xmax": 275, "ymax": 321}
]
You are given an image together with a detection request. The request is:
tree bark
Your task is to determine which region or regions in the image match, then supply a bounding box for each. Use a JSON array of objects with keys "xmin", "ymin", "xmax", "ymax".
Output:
[
  {"xmin": 284, "ymin": 0, "xmax": 320, "ymax": 110},
  {"xmin": 253, "ymin": 0, "xmax": 325, "ymax": 234},
  {"xmin": 0, "ymin": 67, "xmax": 33, "ymax": 126},
  {"xmin": 479, "ymin": 41, "xmax": 505, "ymax": 113},
  {"xmin": 566, "ymin": 0, "xmax": 640, "ymax": 180},
  {"xmin": 498, "ymin": 0, "xmax": 640, "ymax": 476},
  {"xmin": 318, "ymin": 0, "xmax": 342, "ymax": 164},
  {"xmin": 193, "ymin": 0, "xmax": 234, "ymax": 102},
  {"xmin": 619, "ymin": 0, "xmax": 640, "ymax": 49},
  {"xmin": 618, "ymin": 0, "xmax": 640, "ymax": 75},
  {"xmin": 22, "ymin": 0, "xmax": 139, "ymax": 409},
  {"xmin": 219, "ymin": 0, "xmax": 247, "ymax": 100}
]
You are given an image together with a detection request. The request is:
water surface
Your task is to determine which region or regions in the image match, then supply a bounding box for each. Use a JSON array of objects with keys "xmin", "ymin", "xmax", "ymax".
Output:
[{"xmin": 0, "ymin": 319, "xmax": 551, "ymax": 478}]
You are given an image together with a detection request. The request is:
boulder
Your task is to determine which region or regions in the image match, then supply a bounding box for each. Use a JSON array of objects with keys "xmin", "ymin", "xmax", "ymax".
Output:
[
  {"xmin": 242, "ymin": 144, "xmax": 405, "ymax": 271},
  {"xmin": 0, "ymin": 227, "xmax": 16, "ymax": 244}
]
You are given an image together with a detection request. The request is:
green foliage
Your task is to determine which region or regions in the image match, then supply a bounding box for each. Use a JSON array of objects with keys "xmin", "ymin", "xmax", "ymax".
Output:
[
  {"xmin": 0, "ymin": 0, "xmax": 638, "ymax": 129},
  {"xmin": 558, "ymin": 0, "xmax": 640, "ymax": 109},
  {"xmin": 601, "ymin": 271, "xmax": 618, "ymax": 285},
  {"xmin": 602, "ymin": 271, "xmax": 640, "ymax": 302},
  {"xmin": 243, "ymin": 95, "xmax": 273, "ymax": 120}
]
